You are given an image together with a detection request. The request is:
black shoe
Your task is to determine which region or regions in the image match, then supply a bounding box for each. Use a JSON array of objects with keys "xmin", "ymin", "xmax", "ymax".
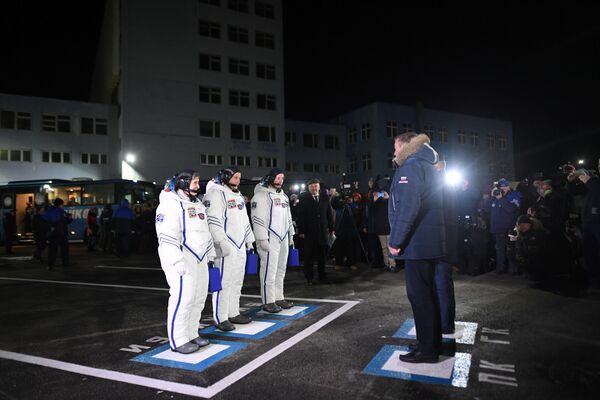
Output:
[
  {"xmin": 191, "ymin": 337, "xmax": 209, "ymax": 347},
  {"xmin": 261, "ymin": 302, "xmax": 282, "ymax": 313},
  {"xmin": 275, "ymin": 300, "xmax": 293, "ymax": 309},
  {"xmin": 215, "ymin": 320, "xmax": 236, "ymax": 331},
  {"xmin": 172, "ymin": 341, "xmax": 200, "ymax": 354},
  {"xmin": 399, "ymin": 350, "xmax": 439, "ymax": 364},
  {"xmin": 406, "ymin": 343, "xmax": 419, "ymax": 352},
  {"xmin": 229, "ymin": 314, "xmax": 252, "ymax": 324}
]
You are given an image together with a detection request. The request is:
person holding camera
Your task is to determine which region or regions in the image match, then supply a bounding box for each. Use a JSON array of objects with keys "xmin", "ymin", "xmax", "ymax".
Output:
[
  {"xmin": 204, "ymin": 167, "xmax": 255, "ymax": 331},
  {"xmin": 251, "ymin": 168, "xmax": 296, "ymax": 313},
  {"xmin": 488, "ymin": 178, "xmax": 521, "ymax": 275},
  {"xmin": 296, "ymin": 178, "xmax": 334, "ymax": 285},
  {"xmin": 388, "ymin": 132, "xmax": 446, "ymax": 364}
]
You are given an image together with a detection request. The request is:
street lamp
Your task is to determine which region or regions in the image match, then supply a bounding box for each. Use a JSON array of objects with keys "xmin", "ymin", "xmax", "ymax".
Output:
[
  {"xmin": 125, "ymin": 153, "xmax": 136, "ymax": 163},
  {"xmin": 578, "ymin": 159, "xmax": 585, "ymax": 165}
]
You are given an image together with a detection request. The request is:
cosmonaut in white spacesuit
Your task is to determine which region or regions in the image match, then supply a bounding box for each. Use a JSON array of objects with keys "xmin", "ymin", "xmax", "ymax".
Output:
[
  {"xmin": 155, "ymin": 169, "xmax": 216, "ymax": 354},
  {"xmin": 204, "ymin": 167, "xmax": 256, "ymax": 331},
  {"xmin": 251, "ymin": 168, "xmax": 295, "ymax": 313}
]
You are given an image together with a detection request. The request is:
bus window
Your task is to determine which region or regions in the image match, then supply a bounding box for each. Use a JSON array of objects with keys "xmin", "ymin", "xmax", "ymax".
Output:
[
  {"xmin": 81, "ymin": 184, "xmax": 115, "ymax": 206},
  {"xmin": 48, "ymin": 186, "xmax": 82, "ymax": 206}
]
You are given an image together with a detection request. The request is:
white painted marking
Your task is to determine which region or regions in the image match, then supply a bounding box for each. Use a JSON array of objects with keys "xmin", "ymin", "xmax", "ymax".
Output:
[
  {"xmin": 382, "ymin": 350, "xmax": 455, "ymax": 379},
  {"xmin": 480, "ymin": 360, "xmax": 515, "ymax": 373},
  {"xmin": 95, "ymin": 265, "xmax": 162, "ymax": 271},
  {"xmin": 0, "ymin": 276, "xmax": 360, "ymax": 398},
  {"xmin": 231, "ymin": 321, "xmax": 275, "ymax": 335},
  {"xmin": 0, "ymin": 349, "xmax": 212, "ymax": 397},
  {"xmin": 0, "ymin": 256, "xmax": 33, "ymax": 261},
  {"xmin": 153, "ymin": 344, "xmax": 229, "ymax": 364},
  {"xmin": 481, "ymin": 327, "xmax": 509, "ymax": 335},
  {"xmin": 256, "ymin": 306, "xmax": 308, "ymax": 317},
  {"xmin": 478, "ymin": 372, "xmax": 518, "ymax": 387},
  {"xmin": 480, "ymin": 335, "xmax": 510, "ymax": 345}
]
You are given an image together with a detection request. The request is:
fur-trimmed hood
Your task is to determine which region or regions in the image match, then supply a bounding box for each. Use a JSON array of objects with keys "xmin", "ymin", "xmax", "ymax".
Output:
[{"xmin": 393, "ymin": 134, "xmax": 439, "ymax": 167}]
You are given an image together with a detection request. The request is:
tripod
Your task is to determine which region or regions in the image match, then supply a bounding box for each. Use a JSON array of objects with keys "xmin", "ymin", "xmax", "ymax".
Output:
[{"xmin": 329, "ymin": 201, "xmax": 370, "ymax": 267}]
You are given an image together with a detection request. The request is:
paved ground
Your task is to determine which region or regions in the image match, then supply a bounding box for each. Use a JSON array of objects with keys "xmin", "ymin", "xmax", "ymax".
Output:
[{"xmin": 0, "ymin": 244, "xmax": 599, "ymax": 400}]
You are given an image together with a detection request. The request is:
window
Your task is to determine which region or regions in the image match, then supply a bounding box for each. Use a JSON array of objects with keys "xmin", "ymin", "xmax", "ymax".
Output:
[
  {"xmin": 1, "ymin": 110, "xmax": 31, "ymax": 130},
  {"xmin": 10, "ymin": 150, "xmax": 21, "ymax": 162},
  {"xmin": 402, "ymin": 122, "xmax": 413, "ymax": 133},
  {"xmin": 230, "ymin": 123, "xmax": 250, "ymax": 141},
  {"xmin": 324, "ymin": 135, "xmax": 339, "ymax": 149},
  {"xmin": 255, "ymin": 31, "xmax": 275, "ymax": 49},
  {"xmin": 255, "ymin": 1, "xmax": 274, "ymax": 18},
  {"xmin": 257, "ymin": 125, "xmax": 276, "ymax": 142},
  {"xmin": 438, "ymin": 127, "xmax": 448, "ymax": 143},
  {"xmin": 361, "ymin": 123, "xmax": 371, "ymax": 141},
  {"xmin": 81, "ymin": 117, "xmax": 108, "ymax": 135},
  {"xmin": 303, "ymin": 163, "xmax": 320, "ymax": 173},
  {"xmin": 423, "ymin": 124, "xmax": 434, "ymax": 140},
  {"xmin": 349, "ymin": 156, "xmax": 357, "ymax": 174},
  {"xmin": 285, "ymin": 131, "xmax": 296, "ymax": 145},
  {"xmin": 258, "ymin": 157, "xmax": 277, "ymax": 167},
  {"xmin": 42, "ymin": 151, "xmax": 70, "ymax": 163},
  {"xmin": 16, "ymin": 112, "xmax": 32, "ymax": 130},
  {"xmin": 81, "ymin": 183, "xmax": 114, "ymax": 205},
  {"xmin": 230, "ymin": 155, "xmax": 251, "ymax": 166},
  {"xmin": 256, "ymin": 94, "xmax": 276, "ymax": 110},
  {"xmin": 228, "ymin": 25, "xmax": 249, "ymax": 43},
  {"xmin": 457, "ymin": 129, "xmax": 467, "ymax": 145},
  {"xmin": 229, "ymin": 90, "xmax": 250, "ymax": 107},
  {"xmin": 498, "ymin": 135, "xmax": 507, "ymax": 150},
  {"xmin": 81, "ymin": 153, "xmax": 107, "ymax": 165},
  {"xmin": 386, "ymin": 120, "xmax": 397, "ymax": 137},
  {"xmin": 303, "ymin": 133, "xmax": 318, "ymax": 148},
  {"xmin": 387, "ymin": 152, "xmax": 394, "ymax": 169},
  {"xmin": 470, "ymin": 132, "xmax": 479, "ymax": 146},
  {"xmin": 200, "ymin": 154, "xmax": 223, "ymax": 166},
  {"xmin": 228, "ymin": 57, "xmax": 249, "ymax": 75},
  {"xmin": 487, "ymin": 134, "xmax": 495, "ymax": 149},
  {"xmin": 348, "ymin": 127, "xmax": 357, "ymax": 144},
  {"xmin": 199, "ymin": 86, "xmax": 221, "ymax": 104},
  {"xmin": 0, "ymin": 149, "xmax": 29, "ymax": 162},
  {"xmin": 199, "ymin": 0, "xmax": 220, "ymax": 5},
  {"xmin": 256, "ymin": 62, "xmax": 275, "ymax": 79},
  {"xmin": 42, "ymin": 114, "xmax": 71, "ymax": 132},
  {"xmin": 228, "ymin": 0, "xmax": 248, "ymax": 12},
  {"xmin": 285, "ymin": 161, "xmax": 298, "ymax": 172},
  {"xmin": 199, "ymin": 53, "xmax": 221, "ymax": 71},
  {"xmin": 1, "ymin": 110, "xmax": 15, "ymax": 129},
  {"xmin": 198, "ymin": 19, "xmax": 220, "ymax": 38},
  {"xmin": 199, "ymin": 120, "xmax": 220, "ymax": 138},
  {"xmin": 362, "ymin": 153, "xmax": 372, "ymax": 172},
  {"xmin": 324, "ymin": 163, "xmax": 340, "ymax": 174}
]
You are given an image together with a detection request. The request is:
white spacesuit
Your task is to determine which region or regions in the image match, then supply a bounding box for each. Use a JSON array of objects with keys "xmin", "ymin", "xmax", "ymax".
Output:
[
  {"xmin": 251, "ymin": 169, "xmax": 295, "ymax": 312},
  {"xmin": 155, "ymin": 170, "xmax": 215, "ymax": 353},
  {"xmin": 204, "ymin": 175, "xmax": 255, "ymax": 330}
]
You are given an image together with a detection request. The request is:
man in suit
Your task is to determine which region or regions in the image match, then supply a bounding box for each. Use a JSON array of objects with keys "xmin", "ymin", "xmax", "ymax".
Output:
[{"xmin": 296, "ymin": 178, "xmax": 335, "ymax": 285}]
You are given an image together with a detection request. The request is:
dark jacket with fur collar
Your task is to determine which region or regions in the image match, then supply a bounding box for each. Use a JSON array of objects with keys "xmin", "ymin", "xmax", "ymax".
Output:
[{"xmin": 388, "ymin": 134, "xmax": 446, "ymax": 259}]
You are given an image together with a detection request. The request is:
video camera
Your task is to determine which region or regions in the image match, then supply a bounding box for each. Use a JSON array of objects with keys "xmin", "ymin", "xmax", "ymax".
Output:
[
  {"xmin": 339, "ymin": 173, "xmax": 357, "ymax": 201},
  {"xmin": 491, "ymin": 183, "xmax": 502, "ymax": 197}
]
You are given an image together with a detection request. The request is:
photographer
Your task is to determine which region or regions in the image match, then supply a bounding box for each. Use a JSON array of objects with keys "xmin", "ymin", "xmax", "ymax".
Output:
[
  {"xmin": 514, "ymin": 215, "xmax": 548, "ymax": 283},
  {"xmin": 332, "ymin": 190, "xmax": 363, "ymax": 272},
  {"xmin": 487, "ymin": 178, "xmax": 521, "ymax": 275},
  {"xmin": 366, "ymin": 176, "xmax": 392, "ymax": 270}
]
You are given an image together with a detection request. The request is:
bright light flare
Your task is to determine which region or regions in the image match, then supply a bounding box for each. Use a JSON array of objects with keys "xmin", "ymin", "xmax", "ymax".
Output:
[{"xmin": 445, "ymin": 169, "xmax": 463, "ymax": 186}]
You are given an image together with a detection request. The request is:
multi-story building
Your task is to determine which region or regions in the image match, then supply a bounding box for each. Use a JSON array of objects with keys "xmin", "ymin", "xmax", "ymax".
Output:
[
  {"xmin": 333, "ymin": 102, "xmax": 514, "ymax": 189},
  {"xmin": 0, "ymin": 93, "xmax": 119, "ymax": 184},
  {"xmin": 284, "ymin": 120, "xmax": 346, "ymax": 189},
  {"xmin": 91, "ymin": 0, "xmax": 284, "ymax": 183}
]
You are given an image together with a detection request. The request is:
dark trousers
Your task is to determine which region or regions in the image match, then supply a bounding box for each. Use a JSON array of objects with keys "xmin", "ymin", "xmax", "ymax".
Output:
[
  {"xmin": 405, "ymin": 259, "xmax": 442, "ymax": 356},
  {"xmin": 583, "ymin": 223, "xmax": 600, "ymax": 288},
  {"xmin": 495, "ymin": 233, "xmax": 517, "ymax": 274},
  {"xmin": 4, "ymin": 233, "xmax": 14, "ymax": 253},
  {"xmin": 115, "ymin": 233, "xmax": 131, "ymax": 258},
  {"xmin": 303, "ymin": 237, "xmax": 326, "ymax": 282},
  {"xmin": 435, "ymin": 260, "xmax": 456, "ymax": 333},
  {"xmin": 48, "ymin": 235, "xmax": 69, "ymax": 267},
  {"xmin": 334, "ymin": 235, "xmax": 359, "ymax": 266},
  {"xmin": 368, "ymin": 233, "xmax": 384, "ymax": 267},
  {"xmin": 33, "ymin": 234, "xmax": 47, "ymax": 259}
]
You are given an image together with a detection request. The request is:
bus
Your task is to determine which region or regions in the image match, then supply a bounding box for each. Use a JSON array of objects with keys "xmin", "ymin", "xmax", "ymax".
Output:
[{"xmin": 0, "ymin": 179, "xmax": 157, "ymax": 243}]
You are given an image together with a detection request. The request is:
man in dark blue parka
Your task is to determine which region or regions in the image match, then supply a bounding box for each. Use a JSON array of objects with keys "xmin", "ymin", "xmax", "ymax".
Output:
[{"xmin": 388, "ymin": 132, "xmax": 446, "ymax": 363}]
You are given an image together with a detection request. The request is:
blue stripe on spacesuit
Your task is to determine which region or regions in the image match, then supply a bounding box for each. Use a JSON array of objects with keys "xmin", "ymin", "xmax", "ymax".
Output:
[
  {"xmin": 222, "ymin": 192, "xmax": 244, "ymax": 249},
  {"xmin": 266, "ymin": 193, "xmax": 287, "ymax": 241},
  {"xmin": 263, "ymin": 246, "xmax": 270, "ymax": 304},
  {"xmin": 170, "ymin": 275, "xmax": 183, "ymax": 349},
  {"xmin": 179, "ymin": 202, "xmax": 211, "ymax": 261},
  {"xmin": 160, "ymin": 232, "xmax": 179, "ymax": 242}
]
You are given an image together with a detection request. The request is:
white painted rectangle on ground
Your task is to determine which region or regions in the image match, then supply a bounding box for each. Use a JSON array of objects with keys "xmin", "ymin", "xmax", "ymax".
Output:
[
  {"xmin": 152, "ymin": 344, "xmax": 230, "ymax": 364},
  {"xmin": 382, "ymin": 350, "xmax": 455, "ymax": 379},
  {"xmin": 233, "ymin": 321, "xmax": 276, "ymax": 335},
  {"xmin": 256, "ymin": 306, "xmax": 308, "ymax": 317}
]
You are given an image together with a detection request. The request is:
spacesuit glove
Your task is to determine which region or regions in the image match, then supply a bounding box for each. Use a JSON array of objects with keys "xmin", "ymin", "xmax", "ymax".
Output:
[
  {"xmin": 257, "ymin": 239, "xmax": 269, "ymax": 252},
  {"xmin": 246, "ymin": 241, "xmax": 255, "ymax": 251},
  {"xmin": 216, "ymin": 241, "xmax": 233, "ymax": 258},
  {"xmin": 174, "ymin": 262, "xmax": 188, "ymax": 276},
  {"xmin": 289, "ymin": 237, "xmax": 295, "ymax": 248}
]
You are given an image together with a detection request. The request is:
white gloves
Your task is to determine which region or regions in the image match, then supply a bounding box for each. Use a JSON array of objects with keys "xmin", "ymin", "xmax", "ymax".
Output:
[
  {"xmin": 257, "ymin": 239, "xmax": 269, "ymax": 252},
  {"xmin": 246, "ymin": 241, "xmax": 255, "ymax": 251},
  {"xmin": 216, "ymin": 241, "xmax": 234, "ymax": 258},
  {"xmin": 174, "ymin": 261, "xmax": 188, "ymax": 276}
]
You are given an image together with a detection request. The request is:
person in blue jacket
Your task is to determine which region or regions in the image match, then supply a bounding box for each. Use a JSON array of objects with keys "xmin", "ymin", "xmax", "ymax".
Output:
[
  {"xmin": 388, "ymin": 132, "xmax": 446, "ymax": 364},
  {"xmin": 487, "ymin": 178, "xmax": 521, "ymax": 274},
  {"xmin": 43, "ymin": 198, "xmax": 72, "ymax": 270},
  {"xmin": 112, "ymin": 199, "xmax": 135, "ymax": 258}
]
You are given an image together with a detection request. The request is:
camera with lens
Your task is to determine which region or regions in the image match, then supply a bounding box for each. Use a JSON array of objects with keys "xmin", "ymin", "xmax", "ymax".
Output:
[
  {"xmin": 558, "ymin": 163, "xmax": 576, "ymax": 175},
  {"xmin": 491, "ymin": 184, "xmax": 502, "ymax": 197},
  {"xmin": 339, "ymin": 173, "xmax": 356, "ymax": 201}
]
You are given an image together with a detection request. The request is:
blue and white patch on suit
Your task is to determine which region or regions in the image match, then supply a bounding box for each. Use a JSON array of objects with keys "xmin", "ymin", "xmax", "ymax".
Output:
[
  {"xmin": 188, "ymin": 207, "xmax": 197, "ymax": 218},
  {"xmin": 155, "ymin": 213, "xmax": 165, "ymax": 223},
  {"xmin": 198, "ymin": 213, "xmax": 205, "ymax": 220},
  {"xmin": 251, "ymin": 202, "xmax": 257, "ymax": 209},
  {"xmin": 237, "ymin": 202, "xmax": 244, "ymax": 210}
]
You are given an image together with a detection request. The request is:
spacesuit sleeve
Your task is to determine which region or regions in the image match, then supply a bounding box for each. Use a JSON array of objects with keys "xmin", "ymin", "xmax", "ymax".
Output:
[
  {"xmin": 251, "ymin": 193, "xmax": 269, "ymax": 241},
  {"xmin": 205, "ymin": 191, "xmax": 228, "ymax": 245},
  {"xmin": 243, "ymin": 207, "xmax": 255, "ymax": 244},
  {"xmin": 286, "ymin": 196, "xmax": 295, "ymax": 237},
  {"xmin": 155, "ymin": 202, "xmax": 185, "ymax": 271}
]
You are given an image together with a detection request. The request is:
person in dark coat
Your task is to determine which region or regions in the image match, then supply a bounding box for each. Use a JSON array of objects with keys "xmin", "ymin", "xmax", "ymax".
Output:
[
  {"xmin": 487, "ymin": 178, "xmax": 521, "ymax": 274},
  {"xmin": 86, "ymin": 207, "xmax": 99, "ymax": 251},
  {"xmin": 363, "ymin": 178, "xmax": 384, "ymax": 269},
  {"xmin": 370, "ymin": 176, "xmax": 393, "ymax": 269},
  {"xmin": 332, "ymin": 193, "xmax": 363, "ymax": 271},
  {"xmin": 112, "ymin": 199, "xmax": 134, "ymax": 258},
  {"xmin": 296, "ymin": 178, "xmax": 334, "ymax": 284},
  {"xmin": 43, "ymin": 198, "xmax": 72, "ymax": 269},
  {"xmin": 99, "ymin": 204, "xmax": 114, "ymax": 253},
  {"xmin": 32, "ymin": 206, "xmax": 48, "ymax": 261},
  {"xmin": 3, "ymin": 210, "xmax": 17, "ymax": 254},
  {"xmin": 388, "ymin": 132, "xmax": 446, "ymax": 364}
]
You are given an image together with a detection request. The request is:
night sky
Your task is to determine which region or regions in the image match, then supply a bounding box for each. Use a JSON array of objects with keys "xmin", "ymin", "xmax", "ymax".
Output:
[{"xmin": 2, "ymin": 1, "xmax": 599, "ymax": 179}]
